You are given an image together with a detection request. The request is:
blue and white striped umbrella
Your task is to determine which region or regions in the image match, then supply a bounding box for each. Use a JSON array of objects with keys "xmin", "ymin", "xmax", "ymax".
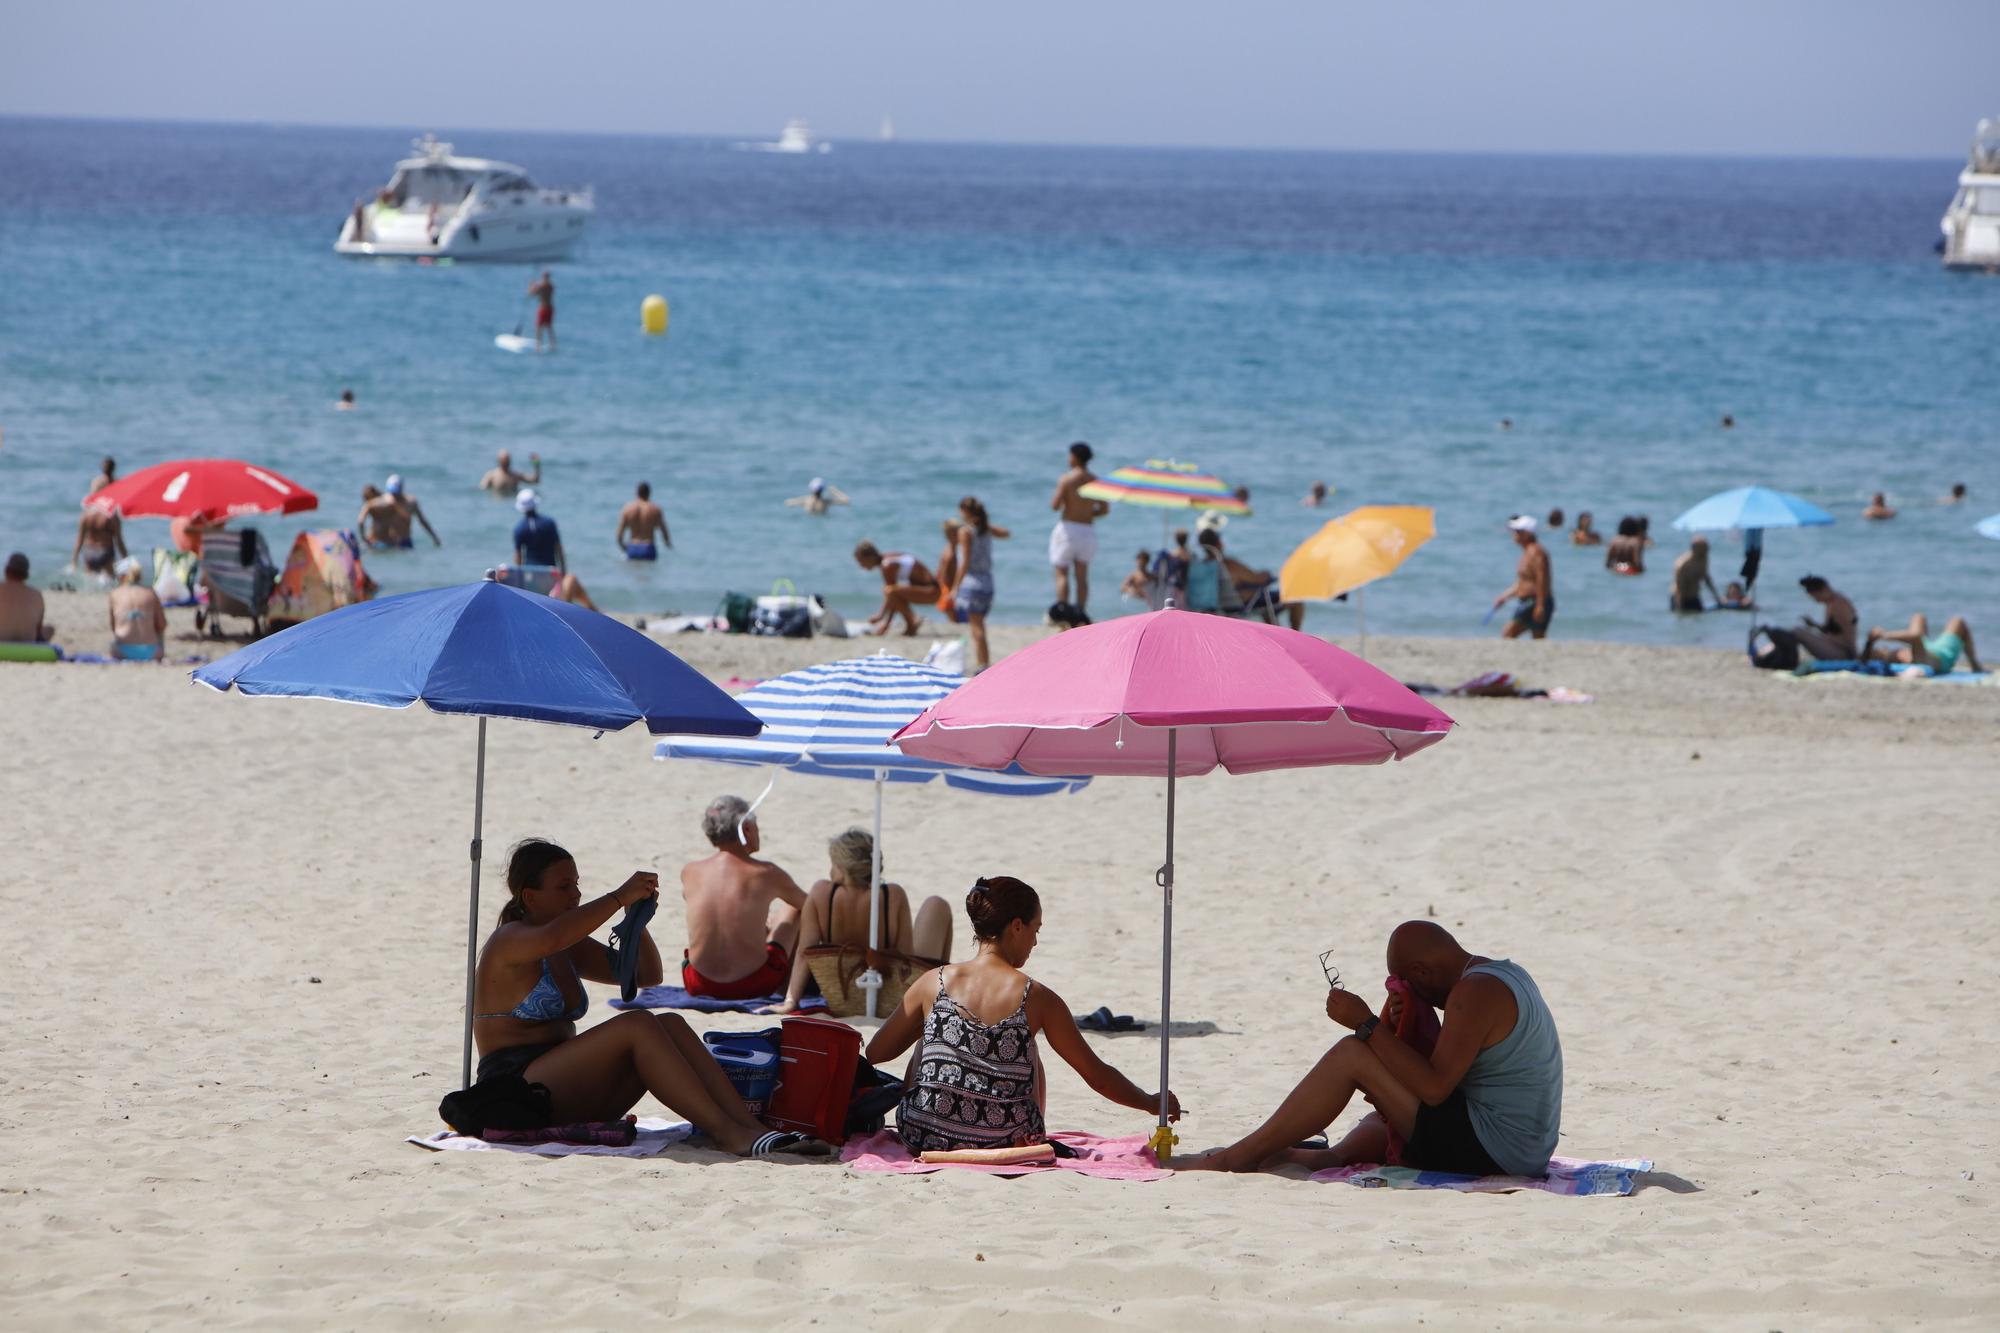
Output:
[
  {"xmin": 654, "ymin": 654, "xmax": 1088, "ymax": 1014},
  {"xmin": 654, "ymin": 654, "xmax": 1090, "ymax": 796}
]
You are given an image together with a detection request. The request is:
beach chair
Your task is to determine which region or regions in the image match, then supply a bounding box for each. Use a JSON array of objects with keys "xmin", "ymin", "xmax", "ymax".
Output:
[
  {"xmin": 199, "ymin": 527, "xmax": 277, "ymax": 638},
  {"xmin": 1145, "ymin": 550, "xmax": 1187, "ymax": 611}
]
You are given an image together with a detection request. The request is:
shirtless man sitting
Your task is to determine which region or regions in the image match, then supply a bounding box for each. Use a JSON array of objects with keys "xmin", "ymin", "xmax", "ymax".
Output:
[
  {"xmin": 0, "ymin": 553, "xmax": 53, "ymax": 643},
  {"xmin": 679, "ymin": 796, "xmax": 806, "ymax": 1000},
  {"xmin": 1794, "ymin": 575, "xmax": 1858, "ymax": 660},
  {"xmin": 479, "ymin": 449, "xmax": 542, "ymax": 497},
  {"xmin": 1185, "ymin": 921, "xmax": 1563, "ymax": 1178},
  {"xmin": 615, "ymin": 481, "xmax": 673, "ymax": 561}
]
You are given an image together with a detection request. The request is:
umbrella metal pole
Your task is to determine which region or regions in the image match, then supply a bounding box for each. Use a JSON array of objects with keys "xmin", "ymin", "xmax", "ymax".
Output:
[
  {"xmin": 1151, "ymin": 728, "xmax": 1179, "ymax": 1161},
  {"xmin": 462, "ymin": 717, "xmax": 487, "ymax": 1090},
  {"xmin": 1357, "ymin": 589, "xmax": 1367, "ymax": 657},
  {"xmin": 862, "ymin": 771, "xmax": 885, "ymax": 1019}
]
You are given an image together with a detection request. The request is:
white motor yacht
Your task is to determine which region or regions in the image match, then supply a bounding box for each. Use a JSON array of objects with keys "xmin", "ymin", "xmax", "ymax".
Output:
[
  {"xmin": 335, "ymin": 135, "xmax": 593, "ymax": 261},
  {"xmin": 736, "ymin": 119, "xmax": 831, "ymax": 154},
  {"xmin": 1940, "ymin": 117, "xmax": 2000, "ymax": 271}
]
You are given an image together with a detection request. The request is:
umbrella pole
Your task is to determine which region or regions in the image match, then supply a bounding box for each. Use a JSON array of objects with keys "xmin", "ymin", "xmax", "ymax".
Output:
[
  {"xmin": 1151, "ymin": 728, "xmax": 1179, "ymax": 1161},
  {"xmin": 862, "ymin": 770, "xmax": 885, "ymax": 1019},
  {"xmin": 461, "ymin": 717, "xmax": 488, "ymax": 1090},
  {"xmin": 1357, "ymin": 588, "xmax": 1367, "ymax": 657}
]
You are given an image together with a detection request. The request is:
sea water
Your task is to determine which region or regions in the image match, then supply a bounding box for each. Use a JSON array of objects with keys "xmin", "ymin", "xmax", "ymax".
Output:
[{"xmin": 2, "ymin": 117, "xmax": 1995, "ymax": 648}]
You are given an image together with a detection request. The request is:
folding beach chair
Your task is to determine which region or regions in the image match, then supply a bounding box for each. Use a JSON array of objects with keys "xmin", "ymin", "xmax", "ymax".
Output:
[{"xmin": 199, "ymin": 527, "xmax": 278, "ymax": 638}]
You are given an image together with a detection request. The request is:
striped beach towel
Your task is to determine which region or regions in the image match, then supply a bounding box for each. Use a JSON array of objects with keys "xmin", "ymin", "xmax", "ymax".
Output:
[{"xmin": 1312, "ymin": 1155, "xmax": 1653, "ymax": 1196}]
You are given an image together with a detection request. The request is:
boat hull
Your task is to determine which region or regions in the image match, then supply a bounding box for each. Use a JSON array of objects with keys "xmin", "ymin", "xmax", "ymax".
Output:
[{"xmin": 335, "ymin": 209, "xmax": 589, "ymax": 261}]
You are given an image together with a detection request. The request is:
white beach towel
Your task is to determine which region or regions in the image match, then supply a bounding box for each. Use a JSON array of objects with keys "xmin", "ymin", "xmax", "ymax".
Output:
[{"xmin": 407, "ymin": 1116, "xmax": 694, "ymax": 1158}]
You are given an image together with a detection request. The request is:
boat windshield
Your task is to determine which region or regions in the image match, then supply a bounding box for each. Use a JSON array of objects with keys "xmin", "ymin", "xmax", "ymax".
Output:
[
  {"xmin": 485, "ymin": 172, "xmax": 538, "ymax": 194},
  {"xmin": 386, "ymin": 165, "xmax": 476, "ymax": 208}
]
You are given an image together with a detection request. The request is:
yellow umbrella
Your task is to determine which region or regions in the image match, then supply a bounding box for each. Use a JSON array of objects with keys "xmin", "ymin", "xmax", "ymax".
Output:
[{"xmin": 1280, "ymin": 505, "xmax": 1435, "ymax": 651}]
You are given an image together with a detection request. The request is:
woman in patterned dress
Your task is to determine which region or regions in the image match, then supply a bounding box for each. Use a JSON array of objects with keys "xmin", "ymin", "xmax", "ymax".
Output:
[{"xmin": 864, "ymin": 876, "xmax": 1181, "ymax": 1153}]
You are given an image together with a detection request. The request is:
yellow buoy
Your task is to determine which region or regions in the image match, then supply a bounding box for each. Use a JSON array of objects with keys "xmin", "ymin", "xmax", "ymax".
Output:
[{"xmin": 641, "ymin": 293, "xmax": 669, "ymax": 336}]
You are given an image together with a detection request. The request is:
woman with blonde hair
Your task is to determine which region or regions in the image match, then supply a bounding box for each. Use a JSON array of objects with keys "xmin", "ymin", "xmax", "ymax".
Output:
[{"xmin": 767, "ymin": 828, "xmax": 953, "ymax": 1015}]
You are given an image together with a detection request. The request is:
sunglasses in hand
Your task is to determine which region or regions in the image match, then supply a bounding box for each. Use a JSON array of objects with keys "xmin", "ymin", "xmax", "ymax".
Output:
[{"xmin": 1318, "ymin": 949, "xmax": 1345, "ymax": 992}]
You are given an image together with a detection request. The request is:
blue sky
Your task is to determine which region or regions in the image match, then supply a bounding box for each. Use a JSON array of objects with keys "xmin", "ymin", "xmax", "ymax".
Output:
[{"xmin": 3, "ymin": 1, "xmax": 1994, "ymax": 156}]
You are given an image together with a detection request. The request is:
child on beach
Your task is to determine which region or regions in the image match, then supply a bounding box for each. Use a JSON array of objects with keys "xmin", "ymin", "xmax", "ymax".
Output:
[{"xmin": 1120, "ymin": 549, "xmax": 1153, "ymax": 602}]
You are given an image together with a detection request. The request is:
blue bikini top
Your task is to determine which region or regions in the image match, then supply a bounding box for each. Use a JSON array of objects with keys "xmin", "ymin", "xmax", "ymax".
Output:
[{"xmin": 476, "ymin": 954, "xmax": 587, "ymax": 1024}]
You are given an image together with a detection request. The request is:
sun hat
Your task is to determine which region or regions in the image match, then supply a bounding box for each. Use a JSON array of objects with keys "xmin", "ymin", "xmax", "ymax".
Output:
[
  {"xmin": 515, "ymin": 489, "xmax": 539, "ymax": 514},
  {"xmin": 1507, "ymin": 515, "xmax": 1538, "ymax": 533}
]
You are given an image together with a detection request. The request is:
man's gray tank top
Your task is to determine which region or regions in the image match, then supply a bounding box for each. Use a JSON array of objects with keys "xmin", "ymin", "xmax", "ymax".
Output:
[
  {"xmin": 1459, "ymin": 959, "xmax": 1563, "ymax": 1175},
  {"xmin": 964, "ymin": 529, "xmax": 993, "ymax": 579}
]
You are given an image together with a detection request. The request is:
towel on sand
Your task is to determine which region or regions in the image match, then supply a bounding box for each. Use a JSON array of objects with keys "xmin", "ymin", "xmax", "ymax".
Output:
[
  {"xmin": 607, "ymin": 984, "xmax": 825, "ymax": 1014},
  {"xmin": 1312, "ymin": 1154, "xmax": 1653, "ymax": 1196},
  {"xmin": 843, "ymin": 1130, "xmax": 1172, "ymax": 1181},
  {"xmin": 408, "ymin": 1116, "xmax": 693, "ymax": 1158}
]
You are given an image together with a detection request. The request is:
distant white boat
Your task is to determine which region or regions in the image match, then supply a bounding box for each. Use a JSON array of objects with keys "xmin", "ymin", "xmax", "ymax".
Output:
[
  {"xmin": 1941, "ymin": 117, "xmax": 2000, "ymax": 271},
  {"xmin": 879, "ymin": 116, "xmax": 896, "ymax": 143},
  {"xmin": 336, "ymin": 135, "xmax": 592, "ymax": 261},
  {"xmin": 735, "ymin": 119, "xmax": 832, "ymax": 155}
]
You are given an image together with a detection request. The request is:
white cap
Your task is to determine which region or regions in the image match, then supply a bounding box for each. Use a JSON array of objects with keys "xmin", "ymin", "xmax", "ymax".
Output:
[
  {"xmin": 1507, "ymin": 515, "xmax": 1538, "ymax": 533},
  {"xmin": 808, "ymin": 477, "xmax": 826, "ymax": 495},
  {"xmin": 114, "ymin": 555, "xmax": 144, "ymax": 578},
  {"xmin": 385, "ymin": 474, "xmax": 404, "ymax": 495},
  {"xmin": 515, "ymin": 488, "xmax": 538, "ymax": 514},
  {"xmin": 1195, "ymin": 511, "xmax": 1228, "ymax": 532}
]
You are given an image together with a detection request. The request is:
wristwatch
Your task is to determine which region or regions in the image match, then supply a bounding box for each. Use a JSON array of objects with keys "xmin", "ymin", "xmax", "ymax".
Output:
[{"xmin": 1354, "ymin": 1015, "xmax": 1381, "ymax": 1043}]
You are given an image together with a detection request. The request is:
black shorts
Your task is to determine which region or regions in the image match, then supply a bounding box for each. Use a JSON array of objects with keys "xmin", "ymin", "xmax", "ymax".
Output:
[
  {"xmin": 475, "ymin": 1040, "xmax": 561, "ymax": 1084},
  {"xmin": 1402, "ymin": 1088, "xmax": 1504, "ymax": 1176},
  {"xmin": 1511, "ymin": 596, "xmax": 1553, "ymax": 632}
]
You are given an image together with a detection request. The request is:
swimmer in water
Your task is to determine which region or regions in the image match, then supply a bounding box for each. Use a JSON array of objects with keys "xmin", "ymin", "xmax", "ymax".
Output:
[
  {"xmin": 379, "ymin": 474, "xmax": 440, "ymax": 548},
  {"xmin": 615, "ymin": 481, "xmax": 673, "ymax": 561},
  {"xmin": 479, "ymin": 449, "xmax": 542, "ymax": 497},
  {"xmin": 1862, "ymin": 492, "xmax": 1897, "ymax": 521},
  {"xmin": 336, "ymin": 389, "xmax": 356, "ymax": 411},
  {"xmin": 1303, "ymin": 480, "xmax": 1329, "ymax": 507},
  {"xmin": 784, "ymin": 478, "xmax": 850, "ymax": 515}
]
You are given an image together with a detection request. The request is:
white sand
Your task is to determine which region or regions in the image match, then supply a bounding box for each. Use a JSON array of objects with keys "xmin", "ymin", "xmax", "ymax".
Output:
[{"xmin": 3, "ymin": 593, "xmax": 1995, "ymax": 1327}]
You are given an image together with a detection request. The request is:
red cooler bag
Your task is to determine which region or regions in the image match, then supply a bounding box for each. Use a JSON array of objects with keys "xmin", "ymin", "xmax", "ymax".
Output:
[{"xmin": 763, "ymin": 1015, "xmax": 861, "ymax": 1144}]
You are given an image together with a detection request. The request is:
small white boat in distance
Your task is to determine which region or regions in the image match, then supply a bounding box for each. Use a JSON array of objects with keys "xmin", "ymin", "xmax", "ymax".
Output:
[
  {"xmin": 736, "ymin": 119, "xmax": 831, "ymax": 154},
  {"xmin": 1941, "ymin": 118, "xmax": 2000, "ymax": 271},
  {"xmin": 336, "ymin": 135, "xmax": 593, "ymax": 261},
  {"xmin": 879, "ymin": 116, "xmax": 896, "ymax": 142}
]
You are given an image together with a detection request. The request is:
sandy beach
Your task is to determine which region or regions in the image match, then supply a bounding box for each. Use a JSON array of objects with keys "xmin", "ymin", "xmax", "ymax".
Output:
[{"xmin": 3, "ymin": 590, "xmax": 1995, "ymax": 1328}]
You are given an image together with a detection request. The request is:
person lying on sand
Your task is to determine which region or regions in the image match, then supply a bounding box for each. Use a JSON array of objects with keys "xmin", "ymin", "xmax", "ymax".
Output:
[
  {"xmin": 864, "ymin": 876, "xmax": 1180, "ymax": 1154},
  {"xmin": 1862, "ymin": 613, "xmax": 1983, "ymax": 675},
  {"xmin": 680, "ymin": 796, "xmax": 805, "ymax": 1000},
  {"xmin": 472, "ymin": 838, "xmax": 827, "ymax": 1157},
  {"xmin": 853, "ymin": 540, "xmax": 935, "ymax": 636},
  {"xmin": 764, "ymin": 828, "xmax": 954, "ymax": 1015},
  {"xmin": 1182, "ymin": 921, "xmax": 1562, "ymax": 1177}
]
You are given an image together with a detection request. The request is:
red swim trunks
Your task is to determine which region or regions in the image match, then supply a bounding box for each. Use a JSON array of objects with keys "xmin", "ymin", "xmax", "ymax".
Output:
[
  {"xmin": 536, "ymin": 305, "xmax": 554, "ymax": 328},
  {"xmin": 682, "ymin": 942, "xmax": 789, "ymax": 1000}
]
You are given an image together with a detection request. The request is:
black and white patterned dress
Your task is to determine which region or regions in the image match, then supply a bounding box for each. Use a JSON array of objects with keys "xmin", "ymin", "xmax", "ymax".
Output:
[{"xmin": 896, "ymin": 969, "xmax": 1046, "ymax": 1153}]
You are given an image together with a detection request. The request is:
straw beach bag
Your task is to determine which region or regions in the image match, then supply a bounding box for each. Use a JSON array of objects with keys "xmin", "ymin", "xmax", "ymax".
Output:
[{"xmin": 802, "ymin": 945, "xmax": 935, "ymax": 1017}]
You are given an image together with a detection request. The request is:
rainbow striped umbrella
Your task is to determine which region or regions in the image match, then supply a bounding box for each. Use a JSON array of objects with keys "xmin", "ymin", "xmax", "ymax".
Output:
[{"xmin": 1080, "ymin": 459, "xmax": 1253, "ymax": 515}]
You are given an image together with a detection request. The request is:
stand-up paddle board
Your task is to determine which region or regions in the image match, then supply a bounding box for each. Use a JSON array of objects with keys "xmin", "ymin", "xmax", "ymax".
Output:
[{"xmin": 494, "ymin": 333, "xmax": 534, "ymax": 354}]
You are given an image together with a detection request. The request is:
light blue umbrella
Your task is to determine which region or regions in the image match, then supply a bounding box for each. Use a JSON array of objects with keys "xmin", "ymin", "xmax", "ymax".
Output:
[
  {"xmin": 1672, "ymin": 486, "xmax": 1835, "ymax": 532},
  {"xmin": 655, "ymin": 653, "xmax": 1089, "ymax": 1015},
  {"xmin": 1977, "ymin": 513, "xmax": 2000, "ymax": 541},
  {"xmin": 195, "ymin": 579, "xmax": 761, "ymax": 1085}
]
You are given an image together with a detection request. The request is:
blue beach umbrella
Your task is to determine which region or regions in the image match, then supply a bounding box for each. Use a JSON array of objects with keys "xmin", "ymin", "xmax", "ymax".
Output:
[
  {"xmin": 194, "ymin": 580, "xmax": 761, "ymax": 1085},
  {"xmin": 655, "ymin": 653, "xmax": 1089, "ymax": 1016},
  {"xmin": 1671, "ymin": 486, "xmax": 1835, "ymax": 533},
  {"xmin": 1673, "ymin": 486, "xmax": 1834, "ymax": 589},
  {"xmin": 1976, "ymin": 513, "xmax": 2000, "ymax": 541}
]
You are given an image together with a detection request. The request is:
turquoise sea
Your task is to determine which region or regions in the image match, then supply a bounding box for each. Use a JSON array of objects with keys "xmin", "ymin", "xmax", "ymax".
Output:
[{"xmin": 2, "ymin": 116, "xmax": 1995, "ymax": 647}]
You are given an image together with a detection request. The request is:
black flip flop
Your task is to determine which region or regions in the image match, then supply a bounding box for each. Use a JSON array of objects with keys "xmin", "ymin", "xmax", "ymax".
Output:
[{"xmin": 608, "ymin": 897, "xmax": 658, "ymax": 1002}]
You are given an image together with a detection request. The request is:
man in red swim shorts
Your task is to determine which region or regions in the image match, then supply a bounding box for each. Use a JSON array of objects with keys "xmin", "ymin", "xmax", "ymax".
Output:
[
  {"xmin": 680, "ymin": 795, "xmax": 805, "ymax": 1000},
  {"xmin": 528, "ymin": 270, "xmax": 556, "ymax": 352}
]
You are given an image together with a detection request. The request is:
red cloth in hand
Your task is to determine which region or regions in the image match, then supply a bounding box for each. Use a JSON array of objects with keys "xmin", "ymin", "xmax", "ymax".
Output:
[{"xmin": 1382, "ymin": 975, "xmax": 1440, "ymax": 1164}]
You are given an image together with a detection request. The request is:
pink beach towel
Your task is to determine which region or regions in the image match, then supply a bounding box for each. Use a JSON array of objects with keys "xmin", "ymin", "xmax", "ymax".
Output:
[{"xmin": 842, "ymin": 1130, "xmax": 1172, "ymax": 1181}]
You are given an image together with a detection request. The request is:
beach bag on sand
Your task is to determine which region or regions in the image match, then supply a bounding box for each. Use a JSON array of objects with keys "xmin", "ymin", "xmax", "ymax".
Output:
[
  {"xmin": 802, "ymin": 944, "xmax": 935, "ymax": 1018},
  {"xmin": 703, "ymin": 1028, "xmax": 783, "ymax": 1116},
  {"xmin": 1749, "ymin": 625, "xmax": 1800, "ymax": 670},
  {"xmin": 765, "ymin": 1016, "xmax": 863, "ymax": 1144},
  {"xmin": 438, "ymin": 1074, "xmax": 553, "ymax": 1136},
  {"xmin": 717, "ymin": 592, "xmax": 757, "ymax": 634},
  {"xmin": 752, "ymin": 604, "xmax": 813, "ymax": 638}
]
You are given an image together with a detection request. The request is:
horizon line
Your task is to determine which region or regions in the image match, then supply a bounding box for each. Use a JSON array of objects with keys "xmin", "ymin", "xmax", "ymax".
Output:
[{"xmin": 0, "ymin": 109, "xmax": 1963, "ymax": 166}]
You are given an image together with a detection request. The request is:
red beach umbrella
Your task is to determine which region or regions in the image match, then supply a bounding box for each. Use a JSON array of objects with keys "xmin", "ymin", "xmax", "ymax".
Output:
[{"xmin": 87, "ymin": 458, "xmax": 318, "ymax": 522}]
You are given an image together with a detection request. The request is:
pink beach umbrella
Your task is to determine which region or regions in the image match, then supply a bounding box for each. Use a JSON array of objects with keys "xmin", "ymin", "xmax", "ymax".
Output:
[{"xmin": 892, "ymin": 606, "xmax": 1455, "ymax": 1158}]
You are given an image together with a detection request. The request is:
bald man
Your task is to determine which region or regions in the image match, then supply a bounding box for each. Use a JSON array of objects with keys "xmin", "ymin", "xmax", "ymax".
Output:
[{"xmin": 1185, "ymin": 921, "xmax": 1563, "ymax": 1177}]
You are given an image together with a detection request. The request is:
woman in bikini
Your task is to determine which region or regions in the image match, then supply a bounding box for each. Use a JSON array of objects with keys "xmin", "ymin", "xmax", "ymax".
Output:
[
  {"xmin": 864, "ymin": 876, "xmax": 1180, "ymax": 1153},
  {"xmin": 766, "ymin": 829, "xmax": 954, "ymax": 1015},
  {"xmin": 473, "ymin": 838, "xmax": 828, "ymax": 1158}
]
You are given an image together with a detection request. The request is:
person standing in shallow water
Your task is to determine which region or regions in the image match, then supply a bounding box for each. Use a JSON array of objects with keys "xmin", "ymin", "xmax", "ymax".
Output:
[
  {"xmin": 615, "ymin": 481, "xmax": 672, "ymax": 561},
  {"xmin": 1048, "ymin": 442, "xmax": 1108, "ymax": 618},
  {"xmin": 1493, "ymin": 516, "xmax": 1553, "ymax": 639}
]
